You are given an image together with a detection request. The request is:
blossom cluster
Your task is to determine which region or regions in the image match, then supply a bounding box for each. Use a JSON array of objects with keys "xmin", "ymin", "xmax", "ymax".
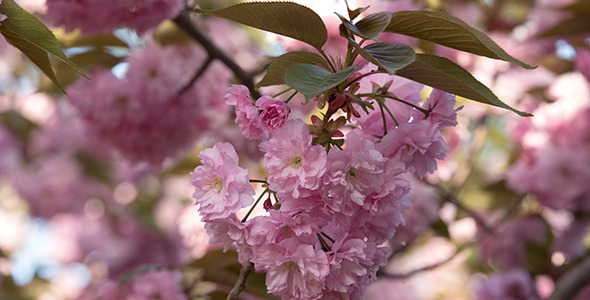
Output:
[
  {"xmin": 190, "ymin": 63, "xmax": 460, "ymax": 299},
  {"xmin": 45, "ymin": 0, "xmax": 184, "ymax": 35},
  {"xmin": 68, "ymin": 42, "xmax": 231, "ymax": 166},
  {"xmin": 97, "ymin": 269, "xmax": 187, "ymax": 300},
  {"xmin": 507, "ymin": 69, "xmax": 590, "ymax": 213}
]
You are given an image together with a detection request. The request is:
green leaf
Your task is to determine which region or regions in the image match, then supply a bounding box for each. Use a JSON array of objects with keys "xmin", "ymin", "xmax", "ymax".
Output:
[
  {"xmin": 362, "ymin": 42, "xmax": 415, "ymax": 74},
  {"xmin": 0, "ymin": 0, "xmax": 88, "ymax": 79},
  {"xmin": 257, "ymin": 51, "xmax": 328, "ymax": 87},
  {"xmin": 285, "ymin": 64, "xmax": 357, "ymax": 102},
  {"xmin": 431, "ymin": 219, "xmax": 450, "ymax": 238},
  {"xmin": 196, "ymin": 2, "xmax": 327, "ymax": 50},
  {"xmin": 537, "ymin": 15, "xmax": 590, "ymax": 37},
  {"xmin": 395, "ymin": 54, "xmax": 532, "ymax": 116},
  {"xmin": 56, "ymin": 30, "xmax": 128, "ymax": 48},
  {"xmin": 42, "ymin": 48, "xmax": 122, "ymax": 93},
  {"xmin": 385, "ymin": 10, "xmax": 535, "ymax": 69},
  {"xmin": 0, "ymin": 26, "xmax": 65, "ymax": 92},
  {"xmin": 0, "ymin": 110, "xmax": 38, "ymax": 144},
  {"xmin": 353, "ymin": 12, "xmax": 392, "ymax": 40}
]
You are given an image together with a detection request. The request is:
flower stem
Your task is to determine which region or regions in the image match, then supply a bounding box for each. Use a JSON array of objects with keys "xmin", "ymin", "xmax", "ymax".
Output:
[{"xmin": 241, "ymin": 187, "xmax": 269, "ymax": 223}]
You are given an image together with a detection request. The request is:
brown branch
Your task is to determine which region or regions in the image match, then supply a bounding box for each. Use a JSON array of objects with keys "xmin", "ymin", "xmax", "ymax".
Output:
[
  {"xmin": 173, "ymin": 9, "xmax": 261, "ymax": 99},
  {"xmin": 432, "ymin": 183, "xmax": 493, "ymax": 232},
  {"xmin": 226, "ymin": 261, "xmax": 254, "ymax": 300},
  {"xmin": 178, "ymin": 56, "xmax": 213, "ymax": 95},
  {"xmin": 547, "ymin": 256, "xmax": 590, "ymax": 300},
  {"xmin": 378, "ymin": 246, "xmax": 466, "ymax": 279}
]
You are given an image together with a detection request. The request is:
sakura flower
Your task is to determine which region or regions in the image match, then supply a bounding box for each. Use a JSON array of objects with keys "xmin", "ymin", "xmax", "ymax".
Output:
[
  {"xmin": 98, "ymin": 269, "xmax": 187, "ymax": 300},
  {"xmin": 323, "ymin": 130, "xmax": 386, "ymax": 212},
  {"xmin": 255, "ymin": 240, "xmax": 329, "ymax": 300},
  {"xmin": 474, "ymin": 269, "xmax": 539, "ymax": 300},
  {"xmin": 225, "ymin": 85, "xmax": 264, "ymax": 139},
  {"xmin": 576, "ymin": 48, "xmax": 590, "ymax": 83},
  {"xmin": 68, "ymin": 43, "xmax": 228, "ymax": 165},
  {"xmin": 378, "ymin": 120, "xmax": 449, "ymax": 179},
  {"xmin": 255, "ymin": 95, "xmax": 289, "ymax": 132},
  {"xmin": 419, "ymin": 89, "xmax": 462, "ymax": 129},
  {"xmin": 191, "ymin": 142, "xmax": 255, "ymax": 221},
  {"xmin": 478, "ymin": 215, "xmax": 549, "ymax": 270},
  {"xmin": 45, "ymin": 0, "xmax": 183, "ymax": 35},
  {"xmin": 259, "ymin": 119, "xmax": 327, "ymax": 198}
]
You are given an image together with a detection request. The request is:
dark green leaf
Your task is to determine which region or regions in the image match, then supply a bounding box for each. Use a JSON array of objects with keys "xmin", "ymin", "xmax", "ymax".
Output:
[
  {"xmin": 431, "ymin": 219, "xmax": 450, "ymax": 238},
  {"xmin": 354, "ymin": 12, "xmax": 392, "ymax": 40},
  {"xmin": 196, "ymin": 2, "xmax": 327, "ymax": 50},
  {"xmin": 560, "ymin": 0, "xmax": 590, "ymax": 15},
  {"xmin": 395, "ymin": 54, "xmax": 532, "ymax": 116},
  {"xmin": 0, "ymin": 0, "xmax": 88, "ymax": 78},
  {"xmin": 285, "ymin": 64, "xmax": 357, "ymax": 102},
  {"xmin": 344, "ymin": 0, "xmax": 369, "ymax": 21},
  {"xmin": 537, "ymin": 15, "xmax": 590, "ymax": 37},
  {"xmin": 362, "ymin": 42, "xmax": 415, "ymax": 74},
  {"xmin": 257, "ymin": 51, "xmax": 328, "ymax": 87},
  {"xmin": 385, "ymin": 10, "xmax": 535, "ymax": 69}
]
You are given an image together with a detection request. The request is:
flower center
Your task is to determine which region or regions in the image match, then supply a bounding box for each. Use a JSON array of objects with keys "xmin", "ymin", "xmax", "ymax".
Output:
[
  {"xmin": 348, "ymin": 167, "xmax": 358, "ymax": 178},
  {"xmin": 288, "ymin": 155, "xmax": 302, "ymax": 168},
  {"xmin": 208, "ymin": 176, "xmax": 223, "ymax": 192},
  {"xmin": 284, "ymin": 261, "xmax": 298, "ymax": 272}
]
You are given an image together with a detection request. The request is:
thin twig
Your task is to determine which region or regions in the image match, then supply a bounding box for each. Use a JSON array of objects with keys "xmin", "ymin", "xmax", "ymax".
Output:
[
  {"xmin": 173, "ymin": 9, "xmax": 261, "ymax": 99},
  {"xmin": 432, "ymin": 184, "xmax": 493, "ymax": 232},
  {"xmin": 226, "ymin": 261, "xmax": 255, "ymax": 300},
  {"xmin": 178, "ymin": 56, "xmax": 213, "ymax": 95},
  {"xmin": 547, "ymin": 256, "xmax": 590, "ymax": 300},
  {"xmin": 378, "ymin": 246, "xmax": 466, "ymax": 279}
]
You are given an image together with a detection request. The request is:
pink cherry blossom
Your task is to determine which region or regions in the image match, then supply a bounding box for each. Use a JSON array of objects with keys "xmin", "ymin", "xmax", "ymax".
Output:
[
  {"xmin": 256, "ymin": 240, "xmax": 329, "ymax": 300},
  {"xmin": 378, "ymin": 120, "xmax": 449, "ymax": 179},
  {"xmin": 323, "ymin": 130, "xmax": 387, "ymax": 212},
  {"xmin": 225, "ymin": 84, "xmax": 264, "ymax": 139},
  {"xmin": 259, "ymin": 119, "xmax": 327, "ymax": 198},
  {"xmin": 418, "ymin": 89, "xmax": 462, "ymax": 129},
  {"xmin": 45, "ymin": 0, "xmax": 183, "ymax": 35},
  {"xmin": 69, "ymin": 43, "xmax": 229, "ymax": 165},
  {"xmin": 255, "ymin": 95, "xmax": 289, "ymax": 132},
  {"xmin": 191, "ymin": 142, "xmax": 255, "ymax": 221},
  {"xmin": 98, "ymin": 269, "xmax": 187, "ymax": 300},
  {"xmin": 577, "ymin": 49, "xmax": 590, "ymax": 82},
  {"xmin": 474, "ymin": 269, "xmax": 539, "ymax": 300},
  {"xmin": 478, "ymin": 215, "xmax": 549, "ymax": 270}
]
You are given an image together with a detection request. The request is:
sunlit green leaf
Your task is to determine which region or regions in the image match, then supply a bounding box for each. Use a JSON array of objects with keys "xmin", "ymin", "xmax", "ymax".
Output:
[
  {"xmin": 0, "ymin": 0, "xmax": 88, "ymax": 79},
  {"xmin": 55, "ymin": 29, "xmax": 128, "ymax": 48},
  {"xmin": 385, "ymin": 10, "xmax": 535, "ymax": 69},
  {"xmin": 196, "ymin": 2, "xmax": 327, "ymax": 50},
  {"xmin": 257, "ymin": 51, "xmax": 328, "ymax": 87},
  {"xmin": 42, "ymin": 49, "xmax": 122, "ymax": 92},
  {"xmin": 0, "ymin": 26, "xmax": 65, "ymax": 92},
  {"xmin": 285, "ymin": 64, "xmax": 357, "ymax": 102},
  {"xmin": 395, "ymin": 54, "xmax": 532, "ymax": 116}
]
